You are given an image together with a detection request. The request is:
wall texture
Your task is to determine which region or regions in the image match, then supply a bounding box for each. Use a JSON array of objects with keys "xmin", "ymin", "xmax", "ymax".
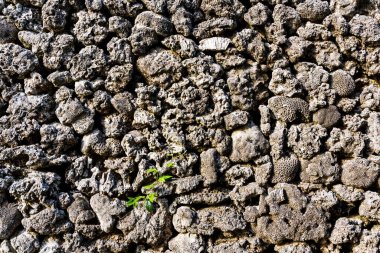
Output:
[{"xmin": 0, "ymin": 0, "xmax": 380, "ymax": 252}]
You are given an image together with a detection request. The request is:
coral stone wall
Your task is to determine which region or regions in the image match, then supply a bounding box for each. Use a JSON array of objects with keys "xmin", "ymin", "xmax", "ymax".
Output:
[{"xmin": 0, "ymin": 0, "xmax": 380, "ymax": 252}]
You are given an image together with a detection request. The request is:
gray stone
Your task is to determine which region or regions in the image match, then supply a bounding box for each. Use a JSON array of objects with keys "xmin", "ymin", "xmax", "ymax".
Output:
[
  {"xmin": 230, "ymin": 124, "xmax": 269, "ymax": 163},
  {"xmin": 200, "ymin": 149, "xmax": 219, "ymax": 186},
  {"xmin": 300, "ymin": 152, "xmax": 340, "ymax": 185},
  {"xmin": 0, "ymin": 202, "xmax": 22, "ymax": 239},
  {"xmin": 67, "ymin": 195, "xmax": 96, "ymax": 224},
  {"xmin": 117, "ymin": 200, "xmax": 172, "ymax": 246},
  {"xmin": 330, "ymin": 217, "xmax": 362, "ymax": 244},
  {"xmin": 173, "ymin": 205, "xmax": 246, "ymax": 235},
  {"xmin": 0, "ymin": 18, "xmax": 17, "ymax": 44},
  {"xmin": 296, "ymin": 0, "xmax": 329, "ymax": 22},
  {"xmin": 90, "ymin": 193, "xmax": 126, "ymax": 233},
  {"xmin": 349, "ymin": 15, "xmax": 380, "ymax": 46},
  {"xmin": 167, "ymin": 233, "xmax": 205, "ymax": 253},
  {"xmin": 352, "ymin": 227, "xmax": 380, "ymax": 253},
  {"xmin": 359, "ymin": 191, "xmax": 380, "ymax": 220},
  {"xmin": 10, "ymin": 230, "xmax": 40, "ymax": 253},
  {"xmin": 21, "ymin": 208, "xmax": 72, "ymax": 235},
  {"xmin": 224, "ymin": 110, "xmax": 249, "ymax": 130},
  {"xmin": 313, "ymin": 105, "xmax": 341, "ymax": 128},
  {"xmin": 341, "ymin": 158, "xmax": 380, "ymax": 189},
  {"xmin": 0, "ymin": 43, "xmax": 39, "ymax": 78}
]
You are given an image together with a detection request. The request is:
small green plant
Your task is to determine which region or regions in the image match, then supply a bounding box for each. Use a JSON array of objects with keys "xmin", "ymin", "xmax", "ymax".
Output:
[{"xmin": 125, "ymin": 163, "xmax": 174, "ymax": 212}]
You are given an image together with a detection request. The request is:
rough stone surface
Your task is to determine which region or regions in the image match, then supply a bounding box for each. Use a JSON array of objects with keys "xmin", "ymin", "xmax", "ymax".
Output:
[
  {"xmin": 167, "ymin": 233, "xmax": 205, "ymax": 253},
  {"xmin": 359, "ymin": 191, "xmax": 380, "ymax": 220},
  {"xmin": 300, "ymin": 152, "xmax": 340, "ymax": 185},
  {"xmin": 0, "ymin": 0, "xmax": 379, "ymax": 252},
  {"xmin": 329, "ymin": 217, "xmax": 363, "ymax": 244},
  {"xmin": 230, "ymin": 124, "xmax": 269, "ymax": 163},
  {"xmin": 341, "ymin": 158, "xmax": 380, "ymax": 189},
  {"xmin": 200, "ymin": 149, "xmax": 219, "ymax": 186},
  {"xmin": 90, "ymin": 193, "xmax": 126, "ymax": 233},
  {"xmin": 0, "ymin": 202, "xmax": 22, "ymax": 239},
  {"xmin": 173, "ymin": 205, "xmax": 246, "ymax": 235},
  {"xmin": 21, "ymin": 208, "xmax": 72, "ymax": 235}
]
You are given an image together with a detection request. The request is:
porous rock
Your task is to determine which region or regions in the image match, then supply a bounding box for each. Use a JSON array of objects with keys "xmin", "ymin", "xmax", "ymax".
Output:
[
  {"xmin": 341, "ymin": 158, "xmax": 380, "ymax": 189},
  {"xmin": 329, "ymin": 217, "xmax": 363, "ymax": 244},
  {"xmin": 230, "ymin": 123, "xmax": 269, "ymax": 163},
  {"xmin": 0, "ymin": 202, "xmax": 22, "ymax": 239},
  {"xmin": 90, "ymin": 193, "xmax": 126, "ymax": 233},
  {"xmin": 173, "ymin": 205, "xmax": 246, "ymax": 235},
  {"xmin": 0, "ymin": 0, "xmax": 379, "ymax": 251}
]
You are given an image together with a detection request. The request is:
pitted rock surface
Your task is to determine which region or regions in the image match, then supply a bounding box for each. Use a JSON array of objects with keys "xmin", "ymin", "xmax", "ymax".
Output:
[{"xmin": 0, "ymin": 0, "xmax": 379, "ymax": 252}]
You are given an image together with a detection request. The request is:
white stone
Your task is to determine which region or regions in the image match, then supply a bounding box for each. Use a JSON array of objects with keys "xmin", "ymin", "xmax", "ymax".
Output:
[{"xmin": 199, "ymin": 37, "xmax": 231, "ymax": 51}]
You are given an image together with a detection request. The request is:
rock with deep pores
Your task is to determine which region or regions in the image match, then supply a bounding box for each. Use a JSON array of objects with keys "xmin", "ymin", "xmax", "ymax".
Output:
[
  {"xmin": 256, "ymin": 184, "xmax": 330, "ymax": 244},
  {"xmin": 314, "ymin": 41, "xmax": 342, "ymax": 70},
  {"xmin": 332, "ymin": 184, "xmax": 364, "ymax": 202},
  {"xmin": 136, "ymin": 48, "xmax": 183, "ymax": 87},
  {"xmin": 73, "ymin": 11, "xmax": 108, "ymax": 46},
  {"xmin": 200, "ymin": 0, "xmax": 246, "ymax": 19},
  {"xmin": 162, "ymin": 35, "xmax": 199, "ymax": 58},
  {"xmin": 268, "ymin": 96, "xmax": 310, "ymax": 123},
  {"xmin": 288, "ymin": 123, "xmax": 328, "ymax": 160},
  {"xmin": 329, "ymin": 217, "xmax": 363, "ymax": 244},
  {"xmin": 134, "ymin": 11, "xmax": 173, "ymax": 37},
  {"xmin": 273, "ymin": 4, "xmax": 301, "ymax": 32},
  {"xmin": 296, "ymin": 0, "xmax": 330, "ymax": 22},
  {"xmin": 359, "ymin": 191, "xmax": 380, "ymax": 220},
  {"xmin": 104, "ymin": 0, "xmax": 143, "ymax": 17},
  {"xmin": 352, "ymin": 226, "xmax": 380, "ymax": 253},
  {"xmin": 244, "ymin": 3, "xmax": 271, "ymax": 26},
  {"xmin": 193, "ymin": 18, "xmax": 237, "ymax": 39},
  {"xmin": 224, "ymin": 164, "xmax": 254, "ymax": 186},
  {"xmin": 0, "ymin": 0, "xmax": 379, "ymax": 250},
  {"xmin": 0, "ymin": 43, "xmax": 39, "ymax": 77},
  {"xmin": 349, "ymin": 15, "xmax": 380, "ymax": 46},
  {"xmin": 42, "ymin": 0, "xmax": 67, "ymax": 31},
  {"xmin": 69, "ymin": 45, "xmax": 107, "ymax": 81}
]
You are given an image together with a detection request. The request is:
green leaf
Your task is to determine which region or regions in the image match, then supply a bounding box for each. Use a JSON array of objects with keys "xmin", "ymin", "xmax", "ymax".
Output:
[
  {"xmin": 146, "ymin": 167, "xmax": 159, "ymax": 175},
  {"xmin": 158, "ymin": 175, "xmax": 173, "ymax": 183},
  {"xmin": 126, "ymin": 196, "xmax": 145, "ymax": 207},
  {"xmin": 145, "ymin": 199, "xmax": 154, "ymax": 212},
  {"xmin": 126, "ymin": 197, "xmax": 135, "ymax": 207},
  {"xmin": 166, "ymin": 161, "xmax": 175, "ymax": 168},
  {"xmin": 146, "ymin": 193, "xmax": 158, "ymax": 203},
  {"xmin": 143, "ymin": 183, "xmax": 156, "ymax": 190}
]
